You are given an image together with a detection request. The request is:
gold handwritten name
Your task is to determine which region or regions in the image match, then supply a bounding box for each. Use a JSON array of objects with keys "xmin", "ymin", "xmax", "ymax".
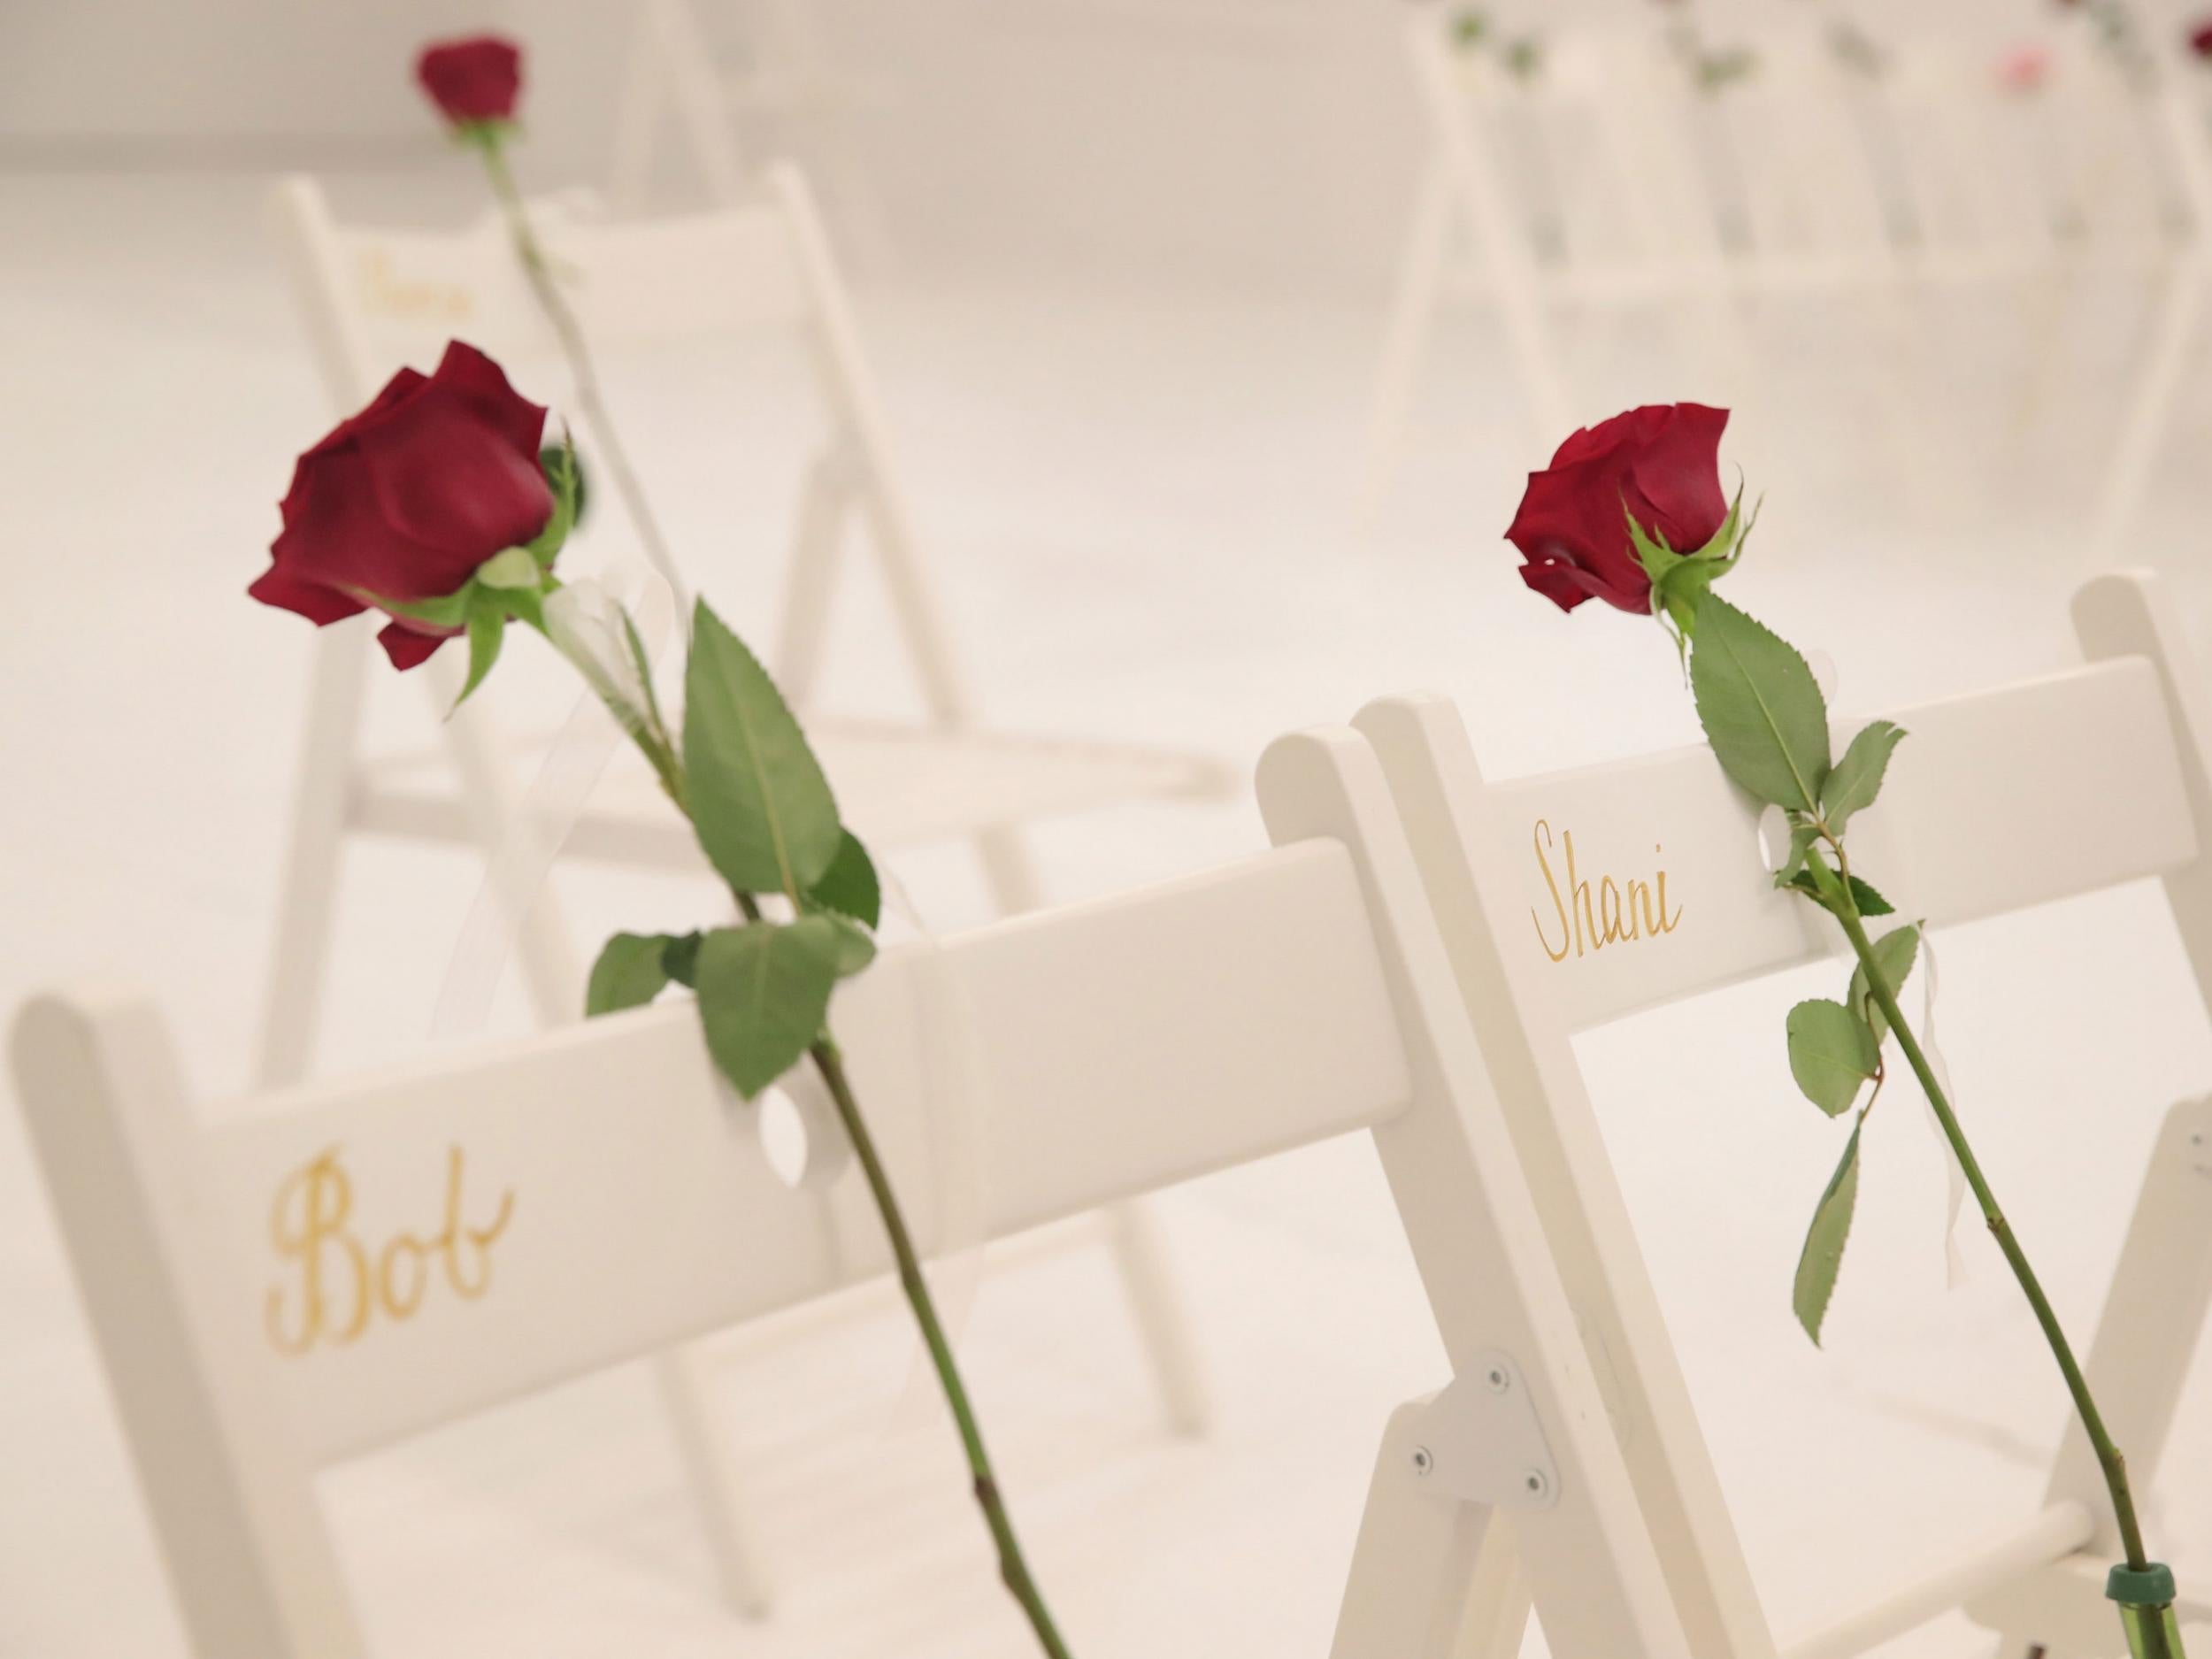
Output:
[
  {"xmin": 356, "ymin": 251, "xmax": 475, "ymax": 323},
  {"xmin": 265, "ymin": 1144, "xmax": 515, "ymax": 1356},
  {"xmin": 1531, "ymin": 818, "xmax": 1682, "ymax": 963}
]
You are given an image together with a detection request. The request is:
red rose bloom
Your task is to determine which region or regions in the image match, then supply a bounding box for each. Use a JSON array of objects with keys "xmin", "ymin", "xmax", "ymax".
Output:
[
  {"xmin": 1504, "ymin": 403, "xmax": 1730, "ymax": 615},
  {"xmin": 415, "ymin": 35, "xmax": 523, "ymax": 127},
  {"xmin": 250, "ymin": 341, "xmax": 553, "ymax": 669},
  {"xmin": 2191, "ymin": 18, "xmax": 2212, "ymax": 58}
]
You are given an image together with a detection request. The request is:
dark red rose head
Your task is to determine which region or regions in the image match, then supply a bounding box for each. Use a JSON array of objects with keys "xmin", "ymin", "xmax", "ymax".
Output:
[
  {"xmin": 416, "ymin": 35, "xmax": 523, "ymax": 127},
  {"xmin": 2191, "ymin": 18, "xmax": 2212, "ymax": 58},
  {"xmin": 250, "ymin": 341, "xmax": 553, "ymax": 669},
  {"xmin": 1505, "ymin": 403, "xmax": 1730, "ymax": 616}
]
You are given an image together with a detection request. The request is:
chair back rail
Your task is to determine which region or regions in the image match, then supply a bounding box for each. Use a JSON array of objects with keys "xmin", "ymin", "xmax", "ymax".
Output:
[
  {"xmin": 27, "ymin": 841, "xmax": 1407, "ymax": 1471},
  {"xmin": 1488, "ymin": 654, "xmax": 2193, "ymax": 1033}
]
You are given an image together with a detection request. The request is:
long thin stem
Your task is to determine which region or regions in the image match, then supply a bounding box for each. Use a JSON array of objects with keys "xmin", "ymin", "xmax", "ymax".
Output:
[
  {"xmin": 477, "ymin": 139, "xmax": 692, "ymax": 617},
  {"xmin": 471, "ymin": 120, "xmax": 1071, "ymax": 1657},
  {"xmin": 810, "ymin": 1040, "xmax": 1074, "ymax": 1658},
  {"xmin": 1831, "ymin": 902, "xmax": 2153, "ymax": 1576},
  {"xmin": 722, "ymin": 902, "xmax": 1073, "ymax": 1655}
]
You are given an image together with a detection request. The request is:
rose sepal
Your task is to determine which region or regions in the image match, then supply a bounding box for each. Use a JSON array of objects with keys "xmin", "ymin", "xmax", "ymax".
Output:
[
  {"xmin": 528, "ymin": 434, "xmax": 581, "ymax": 566},
  {"xmin": 1632, "ymin": 483, "xmax": 1755, "ymax": 653}
]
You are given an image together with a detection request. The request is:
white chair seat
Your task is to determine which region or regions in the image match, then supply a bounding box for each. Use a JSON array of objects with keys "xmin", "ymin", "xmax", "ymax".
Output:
[{"xmin": 353, "ymin": 716, "xmax": 1237, "ymax": 867}]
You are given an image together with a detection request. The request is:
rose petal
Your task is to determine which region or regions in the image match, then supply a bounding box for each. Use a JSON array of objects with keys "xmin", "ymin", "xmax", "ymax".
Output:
[
  {"xmin": 377, "ymin": 618, "xmax": 455, "ymax": 671},
  {"xmin": 356, "ymin": 392, "xmax": 552, "ymax": 580},
  {"xmin": 1626, "ymin": 403, "xmax": 1730, "ymax": 552},
  {"xmin": 247, "ymin": 562, "xmax": 365, "ymax": 626},
  {"xmin": 433, "ymin": 341, "xmax": 549, "ymax": 460}
]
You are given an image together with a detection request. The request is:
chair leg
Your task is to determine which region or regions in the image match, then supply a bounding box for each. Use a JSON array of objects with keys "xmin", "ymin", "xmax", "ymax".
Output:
[
  {"xmin": 1455, "ymin": 1525, "xmax": 1532, "ymax": 1658},
  {"xmin": 2092, "ymin": 260, "xmax": 2204, "ymax": 567},
  {"xmin": 608, "ymin": 0, "xmax": 667, "ymax": 211},
  {"xmin": 653, "ymin": 1347, "xmax": 776, "ymax": 1618},
  {"xmin": 1357, "ymin": 153, "xmax": 1457, "ymax": 529},
  {"xmin": 257, "ymin": 623, "xmax": 373, "ymax": 1087},
  {"xmin": 1104, "ymin": 1198, "xmax": 1213, "ymax": 1436},
  {"xmin": 426, "ymin": 662, "xmax": 585, "ymax": 1027}
]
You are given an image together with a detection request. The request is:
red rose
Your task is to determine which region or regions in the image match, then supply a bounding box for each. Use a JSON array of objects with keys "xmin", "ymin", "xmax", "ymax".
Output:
[
  {"xmin": 250, "ymin": 341, "xmax": 553, "ymax": 669},
  {"xmin": 1504, "ymin": 403, "xmax": 1730, "ymax": 615},
  {"xmin": 415, "ymin": 35, "xmax": 522, "ymax": 127},
  {"xmin": 2191, "ymin": 19, "xmax": 2212, "ymax": 58}
]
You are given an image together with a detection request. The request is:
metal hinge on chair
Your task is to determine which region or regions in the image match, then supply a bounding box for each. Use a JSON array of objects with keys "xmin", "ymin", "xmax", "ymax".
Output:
[{"xmin": 1402, "ymin": 1349, "xmax": 1560, "ymax": 1509}]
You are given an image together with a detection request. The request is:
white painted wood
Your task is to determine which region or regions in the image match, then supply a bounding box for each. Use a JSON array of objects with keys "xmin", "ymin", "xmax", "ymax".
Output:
[
  {"xmin": 219, "ymin": 842, "xmax": 1386, "ymax": 1465},
  {"xmin": 14, "ymin": 838, "xmax": 1404, "ymax": 1655},
  {"xmin": 1968, "ymin": 1552, "xmax": 2212, "ymax": 1659},
  {"xmin": 606, "ymin": 0, "xmax": 896, "ymax": 270},
  {"xmin": 1490, "ymin": 655, "xmax": 2194, "ymax": 1032},
  {"xmin": 11, "ymin": 991, "xmax": 366, "ymax": 1659},
  {"xmin": 1354, "ymin": 570, "xmax": 2212, "ymax": 1656},
  {"xmin": 1782, "ymin": 1503, "xmax": 2094, "ymax": 1659},
  {"xmin": 261, "ymin": 164, "xmax": 1233, "ymax": 1054},
  {"xmin": 1354, "ymin": 693, "xmax": 1779, "ymax": 1659},
  {"xmin": 1260, "ymin": 726, "xmax": 1694, "ymax": 1658}
]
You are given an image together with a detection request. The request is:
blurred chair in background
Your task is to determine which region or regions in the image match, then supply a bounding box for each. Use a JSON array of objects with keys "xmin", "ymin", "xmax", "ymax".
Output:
[
  {"xmin": 257, "ymin": 162, "xmax": 1225, "ymax": 1616},
  {"xmin": 1360, "ymin": 4, "xmax": 2202, "ymax": 533},
  {"xmin": 608, "ymin": 0, "xmax": 897, "ymax": 268}
]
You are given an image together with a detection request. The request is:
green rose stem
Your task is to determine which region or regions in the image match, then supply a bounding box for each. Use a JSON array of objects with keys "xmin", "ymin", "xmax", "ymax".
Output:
[
  {"xmin": 603, "ymin": 687, "xmax": 1073, "ymax": 1657},
  {"xmin": 471, "ymin": 130, "xmax": 690, "ymax": 613},
  {"xmin": 1828, "ymin": 897, "xmax": 2159, "ymax": 1563},
  {"xmin": 806, "ymin": 1029, "xmax": 1073, "ymax": 1659}
]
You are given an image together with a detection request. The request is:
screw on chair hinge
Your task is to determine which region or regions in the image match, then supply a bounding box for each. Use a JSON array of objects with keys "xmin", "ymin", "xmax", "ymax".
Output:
[{"xmin": 1403, "ymin": 1349, "xmax": 1559, "ymax": 1509}]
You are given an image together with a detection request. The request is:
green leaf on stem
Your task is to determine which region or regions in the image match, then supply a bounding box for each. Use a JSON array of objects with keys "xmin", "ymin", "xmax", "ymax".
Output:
[
  {"xmin": 823, "ymin": 914, "xmax": 877, "ymax": 977},
  {"xmin": 1846, "ymin": 875, "xmax": 1893, "ymax": 917},
  {"xmin": 1793, "ymin": 1124, "xmax": 1863, "ymax": 1346},
  {"xmin": 661, "ymin": 930, "xmax": 703, "ymax": 987},
  {"xmin": 1688, "ymin": 594, "xmax": 1832, "ymax": 811},
  {"xmin": 454, "ymin": 598, "xmax": 505, "ymax": 709},
  {"xmin": 808, "ymin": 829, "xmax": 883, "ymax": 929},
  {"xmin": 1786, "ymin": 998, "xmax": 1879, "ymax": 1116},
  {"xmin": 683, "ymin": 600, "xmax": 843, "ymax": 900},
  {"xmin": 1847, "ymin": 922, "xmax": 1920, "ymax": 1047},
  {"xmin": 694, "ymin": 916, "xmax": 846, "ymax": 1099},
  {"xmin": 1821, "ymin": 719, "xmax": 1906, "ymax": 835},
  {"xmin": 586, "ymin": 932, "xmax": 677, "ymax": 1016}
]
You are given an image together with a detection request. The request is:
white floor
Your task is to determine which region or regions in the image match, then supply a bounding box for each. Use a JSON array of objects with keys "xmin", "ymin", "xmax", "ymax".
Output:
[{"xmin": 4, "ymin": 169, "xmax": 2210, "ymax": 1658}]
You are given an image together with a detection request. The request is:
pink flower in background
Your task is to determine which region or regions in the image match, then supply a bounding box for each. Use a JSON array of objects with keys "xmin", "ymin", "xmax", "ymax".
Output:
[
  {"xmin": 1997, "ymin": 43, "xmax": 2054, "ymax": 91},
  {"xmin": 415, "ymin": 35, "xmax": 523, "ymax": 127}
]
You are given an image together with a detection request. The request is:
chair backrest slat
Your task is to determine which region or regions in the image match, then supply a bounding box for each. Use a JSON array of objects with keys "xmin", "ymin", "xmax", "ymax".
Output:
[
  {"xmin": 1490, "ymin": 656, "xmax": 2193, "ymax": 1031},
  {"xmin": 270, "ymin": 173, "xmax": 816, "ymax": 393},
  {"xmin": 197, "ymin": 841, "xmax": 1409, "ymax": 1463}
]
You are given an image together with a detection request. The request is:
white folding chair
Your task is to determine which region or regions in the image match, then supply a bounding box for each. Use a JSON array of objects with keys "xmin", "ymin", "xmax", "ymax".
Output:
[
  {"xmin": 260, "ymin": 162, "xmax": 1225, "ymax": 1612},
  {"xmin": 12, "ymin": 703, "xmax": 1717, "ymax": 1656},
  {"xmin": 1339, "ymin": 567, "xmax": 2212, "ymax": 1657},
  {"xmin": 608, "ymin": 0, "xmax": 896, "ymax": 265},
  {"xmin": 1361, "ymin": 5, "xmax": 2198, "ymax": 524},
  {"xmin": 2089, "ymin": 67, "xmax": 2212, "ymax": 563}
]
